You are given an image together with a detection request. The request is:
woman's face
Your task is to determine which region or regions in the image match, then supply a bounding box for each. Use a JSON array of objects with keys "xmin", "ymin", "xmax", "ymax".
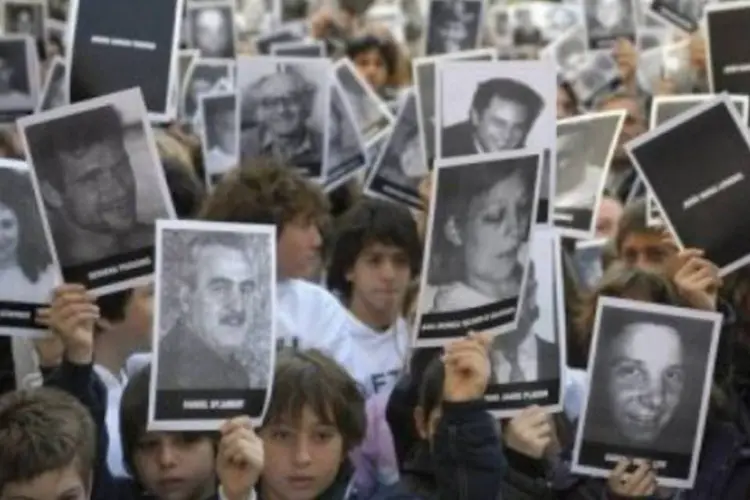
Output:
[
  {"xmin": 607, "ymin": 323, "xmax": 685, "ymax": 444},
  {"xmin": 353, "ymin": 49, "xmax": 388, "ymax": 91},
  {"xmin": 458, "ymin": 171, "xmax": 530, "ymax": 287},
  {"xmin": 0, "ymin": 201, "xmax": 19, "ymax": 265}
]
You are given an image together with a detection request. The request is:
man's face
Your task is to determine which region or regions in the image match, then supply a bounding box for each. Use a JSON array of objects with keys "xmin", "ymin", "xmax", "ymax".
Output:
[
  {"xmin": 0, "ymin": 202, "xmax": 19, "ymax": 264},
  {"xmin": 619, "ymin": 231, "xmax": 674, "ymax": 272},
  {"xmin": 472, "ymin": 96, "xmax": 531, "ymax": 151},
  {"xmin": 188, "ymin": 244, "xmax": 257, "ymax": 350},
  {"xmin": 59, "ymin": 138, "xmax": 138, "ymax": 233},
  {"xmin": 0, "ymin": 463, "xmax": 88, "ymax": 500},
  {"xmin": 457, "ymin": 170, "xmax": 530, "ymax": 287},
  {"xmin": 608, "ymin": 323, "xmax": 684, "ymax": 444},
  {"xmin": 195, "ymin": 9, "xmax": 229, "ymax": 57},
  {"xmin": 256, "ymin": 75, "xmax": 308, "ymax": 138},
  {"xmin": 347, "ymin": 242, "xmax": 412, "ymax": 320},
  {"xmin": 133, "ymin": 432, "xmax": 216, "ymax": 500},
  {"xmin": 438, "ymin": 20, "xmax": 468, "ymax": 51}
]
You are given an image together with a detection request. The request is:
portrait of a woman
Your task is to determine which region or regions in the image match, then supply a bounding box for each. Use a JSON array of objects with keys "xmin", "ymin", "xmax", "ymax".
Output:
[{"xmin": 422, "ymin": 157, "xmax": 537, "ymax": 313}]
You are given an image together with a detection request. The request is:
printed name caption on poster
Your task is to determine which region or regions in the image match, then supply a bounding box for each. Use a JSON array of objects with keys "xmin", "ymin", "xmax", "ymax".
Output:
[
  {"xmin": 182, "ymin": 399, "xmax": 245, "ymax": 410},
  {"xmin": 682, "ymin": 172, "xmax": 744, "ymax": 210},
  {"xmin": 88, "ymin": 257, "xmax": 152, "ymax": 282},
  {"xmin": 485, "ymin": 388, "xmax": 549, "ymax": 403},
  {"xmin": 604, "ymin": 453, "xmax": 667, "ymax": 470},
  {"xmin": 421, "ymin": 306, "xmax": 515, "ymax": 331},
  {"xmin": 91, "ymin": 35, "xmax": 157, "ymax": 51}
]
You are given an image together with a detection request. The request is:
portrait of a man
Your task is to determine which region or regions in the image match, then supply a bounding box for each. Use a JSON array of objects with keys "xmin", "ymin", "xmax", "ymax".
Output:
[
  {"xmin": 5, "ymin": 4, "xmax": 43, "ymax": 39},
  {"xmin": 0, "ymin": 39, "xmax": 33, "ymax": 112},
  {"xmin": 202, "ymin": 92, "xmax": 238, "ymax": 176},
  {"xmin": 440, "ymin": 78, "xmax": 545, "ymax": 158},
  {"xmin": 240, "ymin": 67, "xmax": 324, "ymax": 175},
  {"xmin": 183, "ymin": 62, "xmax": 232, "ymax": 122},
  {"xmin": 490, "ymin": 260, "xmax": 559, "ymax": 384},
  {"xmin": 586, "ymin": 0, "xmax": 636, "ymax": 45},
  {"xmin": 21, "ymin": 96, "xmax": 170, "ymax": 269},
  {"xmin": 578, "ymin": 299, "xmax": 720, "ymax": 481},
  {"xmin": 156, "ymin": 230, "xmax": 271, "ymax": 391},
  {"xmin": 427, "ymin": 0, "xmax": 481, "ymax": 55},
  {"xmin": 512, "ymin": 8, "xmax": 543, "ymax": 46},
  {"xmin": 189, "ymin": 5, "xmax": 235, "ymax": 59}
]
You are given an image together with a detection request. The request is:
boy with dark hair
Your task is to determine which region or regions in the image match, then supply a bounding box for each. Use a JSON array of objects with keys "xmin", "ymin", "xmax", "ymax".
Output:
[
  {"xmin": 0, "ymin": 387, "xmax": 97, "ymax": 499},
  {"xmin": 326, "ymin": 199, "xmax": 422, "ymax": 396},
  {"xmin": 613, "ymin": 198, "xmax": 676, "ymax": 272}
]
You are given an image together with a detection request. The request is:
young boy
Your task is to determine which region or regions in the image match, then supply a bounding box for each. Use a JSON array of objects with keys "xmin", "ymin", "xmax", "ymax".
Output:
[{"xmin": 326, "ymin": 199, "xmax": 422, "ymax": 397}]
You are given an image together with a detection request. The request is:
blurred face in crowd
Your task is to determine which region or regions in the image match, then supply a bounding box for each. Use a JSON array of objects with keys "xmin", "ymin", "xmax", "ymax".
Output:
[
  {"xmin": 15, "ymin": 9, "xmax": 33, "ymax": 34},
  {"xmin": 347, "ymin": 242, "xmax": 412, "ymax": 325},
  {"xmin": 0, "ymin": 201, "xmax": 19, "ymax": 265},
  {"xmin": 595, "ymin": 196, "xmax": 623, "ymax": 238},
  {"xmin": 607, "ymin": 323, "xmax": 684, "ymax": 444},
  {"xmin": 599, "ymin": 96, "xmax": 645, "ymax": 163},
  {"xmin": 185, "ymin": 243, "xmax": 256, "ymax": 351},
  {"xmin": 0, "ymin": 58, "xmax": 14, "ymax": 93},
  {"xmin": 0, "ymin": 463, "xmax": 89, "ymax": 500},
  {"xmin": 133, "ymin": 433, "xmax": 215, "ymax": 500},
  {"xmin": 450, "ymin": 170, "xmax": 530, "ymax": 296},
  {"xmin": 438, "ymin": 19, "xmax": 468, "ymax": 52},
  {"xmin": 619, "ymin": 229, "xmax": 673, "ymax": 272},
  {"xmin": 195, "ymin": 8, "xmax": 230, "ymax": 57},
  {"xmin": 472, "ymin": 96, "xmax": 531, "ymax": 151},
  {"xmin": 58, "ymin": 137, "xmax": 138, "ymax": 233},
  {"xmin": 352, "ymin": 49, "xmax": 388, "ymax": 91},
  {"xmin": 277, "ymin": 214, "xmax": 323, "ymax": 279},
  {"xmin": 257, "ymin": 74, "xmax": 309, "ymax": 140},
  {"xmin": 260, "ymin": 406, "xmax": 344, "ymax": 500}
]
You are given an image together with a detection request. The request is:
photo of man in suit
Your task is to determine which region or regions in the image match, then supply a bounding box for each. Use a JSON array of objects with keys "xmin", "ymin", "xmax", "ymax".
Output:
[
  {"xmin": 240, "ymin": 68, "xmax": 324, "ymax": 175},
  {"xmin": 441, "ymin": 77, "xmax": 545, "ymax": 158},
  {"xmin": 490, "ymin": 260, "xmax": 559, "ymax": 384},
  {"xmin": 157, "ymin": 232, "xmax": 269, "ymax": 391}
]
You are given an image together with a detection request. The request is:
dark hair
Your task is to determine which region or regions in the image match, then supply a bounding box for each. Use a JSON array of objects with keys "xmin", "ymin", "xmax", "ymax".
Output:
[
  {"xmin": 558, "ymin": 79, "xmax": 579, "ymax": 116},
  {"xmin": 327, "ymin": 199, "xmax": 422, "ymax": 301},
  {"xmin": 120, "ymin": 365, "xmax": 216, "ymax": 482},
  {"xmin": 470, "ymin": 78, "xmax": 544, "ymax": 125},
  {"xmin": 23, "ymin": 104, "xmax": 125, "ymax": 193},
  {"xmin": 345, "ymin": 35, "xmax": 398, "ymax": 78},
  {"xmin": 200, "ymin": 158, "xmax": 330, "ymax": 234},
  {"xmin": 161, "ymin": 156, "xmax": 206, "ymax": 218},
  {"xmin": 265, "ymin": 349, "xmax": 366, "ymax": 452},
  {"xmin": 0, "ymin": 167, "xmax": 52, "ymax": 282},
  {"xmin": 0, "ymin": 388, "xmax": 96, "ymax": 490},
  {"xmin": 96, "ymin": 289, "xmax": 134, "ymax": 323},
  {"xmin": 429, "ymin": 159, "xmax": 536, "ymax": 284},
  {"xmin": 614, "ymin": 198, "xmax": 658, "ymax": 254}
]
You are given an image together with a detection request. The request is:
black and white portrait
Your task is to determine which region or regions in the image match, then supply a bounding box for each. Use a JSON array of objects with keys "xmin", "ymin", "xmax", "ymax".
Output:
[
  {"xmin": 584, "ymin": 0, "xmax": 637, "ymax": 49},
  {"xmin": 255, "ymin": 29, "xmax": 302, "ymax": 55},
  {"xmin": 548, "ymin": 28, "xmax": 588, "ymax": 78},
  {"xmin": 0, "ymin": 160, "xmax": 56, "ymax": 337},
  {"xmin": 650, "ymin": 94, "xmax": 749, "ymax": 129},
  {"xmin": 37, "ymin": 56, "xmax": 66, "ymax": 112},
  {"xmin": 200, "ymin": 91, "xmax": 239, "ymax": 182},
  {"xmin": 19, "ymin": 88, "xmax": 176, "ymax": 295},
  {"xmin": 0, "ymin": 36, "xmax": 37, "ymax": 118},
  {"xmin": 572, "ymin": 238, "xmax": 607, "ymax": 291},
  {"xmin": 335, "ymin": 58, "xmax": 393, "ymax": 144},
  {"xmin": 572, "ymin": 297, "xmax": 721, "ymax": 488},
  {"xmin": 3, "ymin": 1, "xmax": 45, "ymax": 39},
  {"xmin": 570, "ymin": 51, "xmax": 621, "ymax": 104},
  {"xmin": 271, "ymin": 40, "xmax": 326, "ymax": 58},
  {"xmin": 511, "ymin": 6, "xmax": 544, "ymax": 46},
  {"xmin": 150, "ymin": 220, "xmax": 275, "ymax": 431},
  {"xmin": 706, "ymin": 3, "xmax": 750, "ymax": 102},
  {"xmin": 325, "ymin": 83, "xmax": 367, "ymax": 190},
  {"xmin": 652, "ymin": 0, "xmax": 707, "ymax": 31},
  {"xmin": 66, "ymin": 0, "xmax": 183, "ymax": 120},
  {"xmin": 554, "ymin": 110, "xmax": 625, "ymax": 238},
  {"xmin": 486, "ymin": 226, "xmax": 564, "ymax": 417},
  {"xmin": 186, "ymin": 1, "xmax": 235, "ymax": 60},
  {"xmin": 425, "ymin": 0, "xmax": 482, "ymax": 55},
  {"xmin": 627, "ymin": 95, "xmax": 750, "ymax": 275},
  {"xmin": 436, "ymin": 61, "xmax": 555, "ymax": 160},
  {"xmin": 364, "ymin": 89, "xmax": 426, "ymax": 210},
  {"xmin": 237, "ymin": 56, "xmax": 330, "ymax": 181},
  {"xmin": 415, "ymin": 151, "xmax": 542, "ymax": 344},
  {"xmin": 181, "ymin": 59, "xmax": 234, "ymax": 125},
  {"xmin": 413, "ymin": 49, "xmax": 496, "ymax": 166}
]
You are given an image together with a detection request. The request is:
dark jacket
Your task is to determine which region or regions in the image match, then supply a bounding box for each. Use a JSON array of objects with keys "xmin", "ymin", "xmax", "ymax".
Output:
[
  {"xmin": 372, "ymin": 400, "xmax": 505, "ymax": 500},
  {"xmin": 440, "ymin": 121, "xmax": 477, "ymax": 159}
]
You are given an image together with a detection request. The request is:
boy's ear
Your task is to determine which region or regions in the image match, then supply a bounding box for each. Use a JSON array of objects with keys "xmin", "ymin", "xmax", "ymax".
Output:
[{"xmin": 413, "ymin": 406, "xmax": 429, "ymax": 440}]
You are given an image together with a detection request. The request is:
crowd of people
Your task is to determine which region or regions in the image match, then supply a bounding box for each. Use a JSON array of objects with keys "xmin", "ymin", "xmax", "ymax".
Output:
[{"xmin": 1, "ymin": 0, "xmax": 750, "ymax": 499}]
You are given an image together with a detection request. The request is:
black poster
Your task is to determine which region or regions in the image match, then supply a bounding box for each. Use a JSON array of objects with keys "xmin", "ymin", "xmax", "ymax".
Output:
[
  {"xmin": 707, "ymin": 5, "xmax": 750, "ymax": 99},
  {"xmin": 67, "ymin": 0, "xmax": 181, "ymax": 118}
]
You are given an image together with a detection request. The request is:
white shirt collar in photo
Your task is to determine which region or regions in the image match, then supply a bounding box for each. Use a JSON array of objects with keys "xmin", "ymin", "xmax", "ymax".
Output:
[
  {"xmin": 93, "ymin": 364, "xmax": 129, "ymax": 478},
  {"xmin": 491, "ymin": 332, "xmax": 538, "ymax": 383}
]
